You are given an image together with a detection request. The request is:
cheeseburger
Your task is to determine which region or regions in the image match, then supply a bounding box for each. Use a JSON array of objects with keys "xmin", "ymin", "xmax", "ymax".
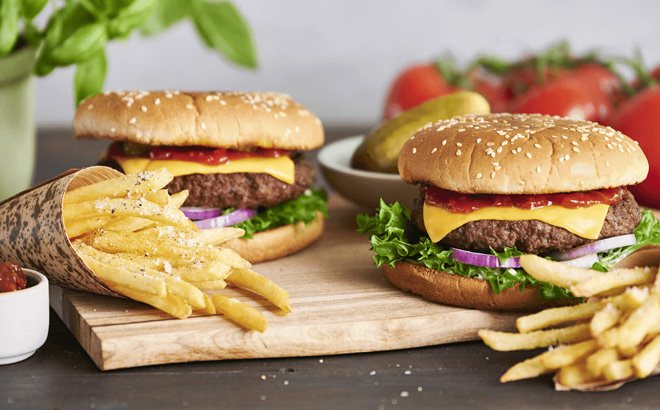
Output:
[
  {"xmin": 358, "ymin": 113, "xmax": 659, "ymax": 310},
  {"xmin": 74, "ymin": 90, "xmax": 327, "ymax": 263}
]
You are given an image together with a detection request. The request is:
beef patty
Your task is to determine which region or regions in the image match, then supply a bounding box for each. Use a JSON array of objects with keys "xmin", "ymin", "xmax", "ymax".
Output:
[
  {"xmin": 411, "ymin": 188, "xmax": 642, "ymax": 255},
  {"xmin": 101, "ymin": 152, "xmax": 316, "ymax": 209}
]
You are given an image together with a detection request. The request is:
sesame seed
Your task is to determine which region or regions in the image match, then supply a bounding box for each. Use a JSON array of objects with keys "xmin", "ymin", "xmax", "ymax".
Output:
[
  {"xmin": 534, "ymin": 143, "xmax": 542, "ymax": 149},
  {"xmin": 456, "ymin": 142, "xmax": 463, "ymax": 147},
  {"xmin": 526, "ymin": 153, "xmax": 532, "ymax": 158},
  {"xmin": 476, "ymin": 173, "xmax": 482, "ymax": 179},
  {"xmin": 571, "ymin": 141, "xmax": 579, "ymax": 146},
  {"xmin": 431, "ymin": 148, "xmax": 438, "ymax": 154},
  {"xmin": 536, "ymin": 166, "xmax": 541, "ymax": 173},
  {"xmin": 141, "ymin": 105, "xmax": 147, "ymax": 112},
  {"xmin": 110, "ymin": 127, "xmax": 116, "ymax": 133},
  {"xmin": 476, "ymin": 138, "xmax": 481, "ymax": 143},
  {"xmin": 490, "ymin": 171, "xmax": 496, "ymax": 179},
  {"xmin": 573, "ymin": 147, "xmax": 580, "ymax": 152},
  {"xmin": 456, "ymin": 150, "xmax": 462, "ymax": 156},
  {"xmin": 607, "ymin": 143, "xmax": 613, "ymax": 150},
  {"xmin": 496, "ymin": 147, "xmax": 503, "ymax": 153},
  {"xmin": 155, "ymin": 98, "xmax": 161, "ymax": 105},
  {"xmin": 129, "ymin": 117, "xmax": 136, "ymax": 124},
  {"xmin": 511, "ymin": 149, "xmax": 517, "ymax": 154},
  {"xmin": 205, "ymin": 95, "xmax": 213, "ymax": 102},
  {"xmin": 442, "ymin": 140, "xmax": 447, "ymax": 146},
  {"xmin": 412, "ymin": 147, "xmax": 417, "ymax": 154},
  {"xmin": 219, "ymin": 100, "xmax": 227, "ymax": 105},
  {"xmin": 606, "ymin": 160, "xmax": 610, "ymax": 167},
  {"xmin": 87, "ymin": 104, "xmax": 93, "ymax": 110},
  {"xmin": 458, "ymin": 128, "xmax": 466, "ymax": 132},
  {"xmin": 501, "ymin": 141, "xmax": 508, "ymax": 146},
  {"xmin": 201, "ymin": 122, "xmax": 206, "ymax": 130},
  {"xmin": 186, "ymin": 104, "xmax": 194, "ymax": 109},
  {"xmin": 519, "ymin": 181, "xmax": 525, "ymax": 185},
  {"xmin": 487, "ymin": 142, "xmax": 495, "ymax": 147}
]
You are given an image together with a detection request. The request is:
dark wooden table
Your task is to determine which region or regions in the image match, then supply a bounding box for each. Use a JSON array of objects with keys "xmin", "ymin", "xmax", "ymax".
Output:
[{"xmin": 1, "ymin": 127, "xmax": 657, "ymax": 409}]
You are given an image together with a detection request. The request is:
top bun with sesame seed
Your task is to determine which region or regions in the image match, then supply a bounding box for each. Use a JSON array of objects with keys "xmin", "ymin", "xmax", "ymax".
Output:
[
  {"xmin": 398, "ymin": 113, "xmax": 648, "ymax": 194},
  {"xmin": 74, "ymin": 91, "xmax": 324, "ymax": 150},
  {"xmin": 73, "ymin": 90, "xmax": 327, "ymax": 264},
  {"xmin": 361, "ymin": 113, "xmax": 652, "ymax": 311}
]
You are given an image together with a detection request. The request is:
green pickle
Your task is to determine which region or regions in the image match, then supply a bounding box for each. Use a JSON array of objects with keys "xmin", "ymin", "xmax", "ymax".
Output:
[{"xmin": 351, "ymin": 91, "xmax": 491, "ymax": 173}]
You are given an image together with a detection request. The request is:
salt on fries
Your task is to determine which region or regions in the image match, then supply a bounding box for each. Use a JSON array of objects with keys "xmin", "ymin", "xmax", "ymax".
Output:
[
  {"xmin": 479, "ymin": 254, "xmax": 660, "ymax": 390},
  {"xmin": 63, "ymin": 168, "xmax": 291, "ymax": 332}
]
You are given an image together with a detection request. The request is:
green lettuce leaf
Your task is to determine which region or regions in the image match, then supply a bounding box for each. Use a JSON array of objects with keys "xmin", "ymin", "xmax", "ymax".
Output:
[
  {"xmin": 357, "ymin": 200, "xmax": 660, "ymax": 301},
  {"xmin": 233, "ymin": 188, "xmax": 328, "ymax": 239}
]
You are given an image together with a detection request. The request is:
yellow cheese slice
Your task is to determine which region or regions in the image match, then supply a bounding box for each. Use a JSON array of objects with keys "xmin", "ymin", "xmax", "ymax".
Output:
[
  {"xmin": 423, "ymin": 202, "xmax": 610, "ymax": 243},
  {"xmin": 117, "ymin": 156, "xmax": 295, "ymax": 185}
]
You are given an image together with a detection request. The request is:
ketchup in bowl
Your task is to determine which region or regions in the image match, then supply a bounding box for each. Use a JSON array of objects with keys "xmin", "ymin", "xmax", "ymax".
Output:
[{"xmin": 0, "ymin": 262, "xmax": 27, "ymax": 292}]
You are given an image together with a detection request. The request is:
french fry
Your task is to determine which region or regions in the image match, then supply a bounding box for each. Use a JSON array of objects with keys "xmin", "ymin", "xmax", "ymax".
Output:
[
  {"xmin": 212, "ymin": 294, "xmax": 267, "ymax": 332},
  {"xmin": 202, "ymin": 293, "xmax": 216, "ymax": 315},
  {"xmin": 103, "ymin": 216, "xmax": 155, "ymax": 232},
  {"xmin": 189, "ymin": 280, "xmax": 228, "ymax": 290},
  {"xmin": 516, "ymin": 302, "xmax": 603, "ymax": 333},
  {"xmin": 192, "ymin": 227, "xmax": 246, "ymax": 246},
  {"xmin": 64, "ymin": 215, "xmax": 113, "ymax": 238},
  {"xmin": 478, "ymin": 324, "xmax": 591, "ymax": 351},
  {"xmin": 540, "ymin": 339, "xmax": 599, "ymax": 369},
  {"xmin": 500, "ymin": 355, "xmax": 548, "ymax": 383},
  {"xmin": 518, "ymin": 255, "xmax": 601, "ymax": 288},
  {"xmin": 165, "ymin": 279, "xmax": 207, "ymax": 310},
  {"xmin": 143, "ymin": 189, "xmax": 170, "ymax": 205},
  {"xmin": 569, "ymin": 267, "xmax": 655, "ymax": 297},
  {"xmin": 556, "ymin": 363, "xmax": 598, "ymax": 387},
  {"xmin": 107, "ymin": 283, "xmax": 192, "ymax": 320},
  {"xmin": 586, "ymin": 347, "xmax": 620, "ymax": 378},
  {"xmin": 64, "ymin": 168, "xmax": 173, "ymax": 205},
  {"xmin": 615, "ymin": 295, "xmax": 660, "ymax": 353},
  {"xmin": 75, "ymin": 244, "xmax": 167, "ymax": 296},
  {"xmin": 632, "ymin": 334, "xmax": 660, "ymax": 378},
  {"xmin": 589, "ymin": 304, "xmax": 621, "ymax": 336},
  {"xmin": 168, "ymin": 190, "xmax": 188, "ymax": 208},
  {"xmin": 227, "ymin": 268, "xmax": 291, "ymax": 314},
  {"xmin": 64, "ymin": 198, "xmax": 196, "ymax": 231},
  {"xmin": 603, "ymin": 359, "xmax": 634, "ymax": 382}
]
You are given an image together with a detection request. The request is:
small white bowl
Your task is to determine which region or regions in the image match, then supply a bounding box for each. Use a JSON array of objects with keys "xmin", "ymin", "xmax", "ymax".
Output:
[
  {"xmin": 0, "ymin": 269, "xmax": 49, "ymax": 365},
  {"xmin": 318, "ymin": 135, "xmax": 418, "ymax": 210}
]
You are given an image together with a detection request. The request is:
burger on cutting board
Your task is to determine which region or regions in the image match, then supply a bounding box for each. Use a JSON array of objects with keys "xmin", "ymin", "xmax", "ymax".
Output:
[
  {"xmin": 74, "ymin": 91, "xmax": 327, "ymax": 263},
  {"xmin": 358, "ymin": 113, "xmax": 660, "ymax": 310}
]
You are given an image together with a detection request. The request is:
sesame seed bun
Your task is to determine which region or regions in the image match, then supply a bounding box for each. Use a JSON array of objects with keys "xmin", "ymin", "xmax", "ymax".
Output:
[
  {"xmin": 383, "ymin": 261, "xmax": 572, "ymax": 311},
  {"xmin": 73, "ymin": 91, "xmax": 324, "ymax": 150},
  {"xmin": 398, "ymin": 113, "xmax": 649, "ymax": 194},
  {"xmin": 222, "ymin": 211, "xmax": 324, "ymax": 264}
]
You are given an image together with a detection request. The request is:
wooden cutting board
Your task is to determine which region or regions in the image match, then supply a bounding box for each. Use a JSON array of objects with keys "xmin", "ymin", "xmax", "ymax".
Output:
[{"xmin": 49, "ymin": 195, "xmax": 524, "ymax": 370}]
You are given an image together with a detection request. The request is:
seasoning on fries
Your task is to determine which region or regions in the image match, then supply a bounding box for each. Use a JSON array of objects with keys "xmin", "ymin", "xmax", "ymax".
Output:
[
  {"xmin": 479, "ymin": 254, "xmax": 660, "ymax": 390},
  {"xmin": 63, "ymin": 168, "xmax": 291, "ymax": 331}
]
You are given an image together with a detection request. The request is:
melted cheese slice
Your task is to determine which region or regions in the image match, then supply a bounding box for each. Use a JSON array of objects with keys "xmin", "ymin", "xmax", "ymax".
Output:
[
  {"xmin": 423, "ymin": 203, "xmax": 610, "ymax": 243},
  {"xmin": 117, "ymin": 156, "xmax": 295, "ymax": 184}
]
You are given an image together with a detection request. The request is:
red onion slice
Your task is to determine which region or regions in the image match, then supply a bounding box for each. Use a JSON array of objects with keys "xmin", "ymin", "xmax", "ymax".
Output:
[
  {"xmin": 451, "ymin": 248, "xmax": 521, "ymax": 269},
  {"xmin": 181, "ymin": 207, "xmax": 221, "ymax": 220},
  {"xmin": 561, "ymin": 253, "xmax": 600, "ymax": 268},
  {"xmin": 550, "ymin": 234, "xmax": 637, "ymax": 262},
  {"xmin": 194, "ymin": 208, "xmax": 257, "ymax": 230}
]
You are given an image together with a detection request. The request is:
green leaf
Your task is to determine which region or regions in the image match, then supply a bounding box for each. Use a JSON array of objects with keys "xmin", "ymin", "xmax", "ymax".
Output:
[
  {"xmin": 74, "ymin": 48, "xmax": 107, "ymax": 106},
  {"xmin": 191, "ymin": 1, "xmax": 257, "ymax": 69},
  {"xmin": 22, "ymin": 19, "xmax": 42, "ymax": 47},
  {"xmin": 49, "ymin": 21, "xmax": 108, "ymax": 65},
  {"xmin": 0, "ymin": 0, "xmax": 20, "ymax": 56},
  {"xmin": 107, "ymin": 0, "xmax": 156, "ymax": 39},
  {"xmin": 141, "ymin": 0, "xmax": 191, "ymax": 35},
  {"xmin": 232, "ymin": 188, "xmax": 328, "ymax": 239},
  {"xmin": 20, "ymin": 0, "xmax": 48, "ymax": 20}
]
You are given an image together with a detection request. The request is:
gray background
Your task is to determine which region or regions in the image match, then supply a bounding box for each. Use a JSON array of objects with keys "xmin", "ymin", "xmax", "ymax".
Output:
[{"xmin": 35, "ymin": 0, "xmax": 660, "ymax": 127}]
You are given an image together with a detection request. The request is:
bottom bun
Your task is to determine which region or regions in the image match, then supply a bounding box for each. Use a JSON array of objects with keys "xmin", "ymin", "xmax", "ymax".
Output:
[
  {"xmin": 222, "ymin": 211, "xmax": 324, "ymax": 264},
  {"xmin": 383, "ymin": 261, "xmax": 572, "ymax": 311}
]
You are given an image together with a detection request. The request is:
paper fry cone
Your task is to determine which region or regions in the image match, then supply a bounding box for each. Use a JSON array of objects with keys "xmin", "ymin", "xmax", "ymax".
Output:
[{"xmin": 0, "ymin": 166, "xmax": 123, "ymax": 296}]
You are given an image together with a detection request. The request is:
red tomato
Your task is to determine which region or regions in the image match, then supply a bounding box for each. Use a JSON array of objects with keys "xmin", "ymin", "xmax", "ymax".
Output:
[
  {"xmin": 503, "ymin": 65, "xmax": 569, "ymax": 100},
  {"xmin": 509, "ymin": 76, "xmax": 597, "ymax": 121},
  {"xmin": 609, "ymin": 87, "xmax": 660, "ymax": 208},
  {"xmin": 382, "ymin": 63, "xmax": 461, "ymax": 120},
  {"xmin": 465, "ymin": 67, "xmax": 509, "ymax": 112},
  {"xmin": 568, "ymin": 63, "xmax": 621, "ymax": 123}
]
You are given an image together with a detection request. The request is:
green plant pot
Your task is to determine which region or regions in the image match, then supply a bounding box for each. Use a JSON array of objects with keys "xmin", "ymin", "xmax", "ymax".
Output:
[{"xmin": 0, "ymin": 46, "xmax": 37, "ymax": 200}]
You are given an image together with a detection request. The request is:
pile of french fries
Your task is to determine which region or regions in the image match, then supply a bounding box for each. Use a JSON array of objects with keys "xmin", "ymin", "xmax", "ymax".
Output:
[
  {"xmin": 62, "ymin": 168, "xmax": 291, "ymax": 332},
  {"xmin": 479, "ymin": 255, "xmax": 660, "ymax": 390}
]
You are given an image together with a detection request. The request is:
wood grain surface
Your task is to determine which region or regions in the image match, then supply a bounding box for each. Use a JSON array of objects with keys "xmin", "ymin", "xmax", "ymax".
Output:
[{"xmin": 49, "ymin": 195, "xmax": 520, "ymax": 370}]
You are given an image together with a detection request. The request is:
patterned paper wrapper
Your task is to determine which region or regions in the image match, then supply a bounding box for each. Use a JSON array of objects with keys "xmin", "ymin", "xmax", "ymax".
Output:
[
  {"xmin": 554, "ymin": 244, "xmax": 660, "ymax": 391},
  {"xmin": 0, "ymin": 166, "xmax": 123, "ymax": 297}
]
